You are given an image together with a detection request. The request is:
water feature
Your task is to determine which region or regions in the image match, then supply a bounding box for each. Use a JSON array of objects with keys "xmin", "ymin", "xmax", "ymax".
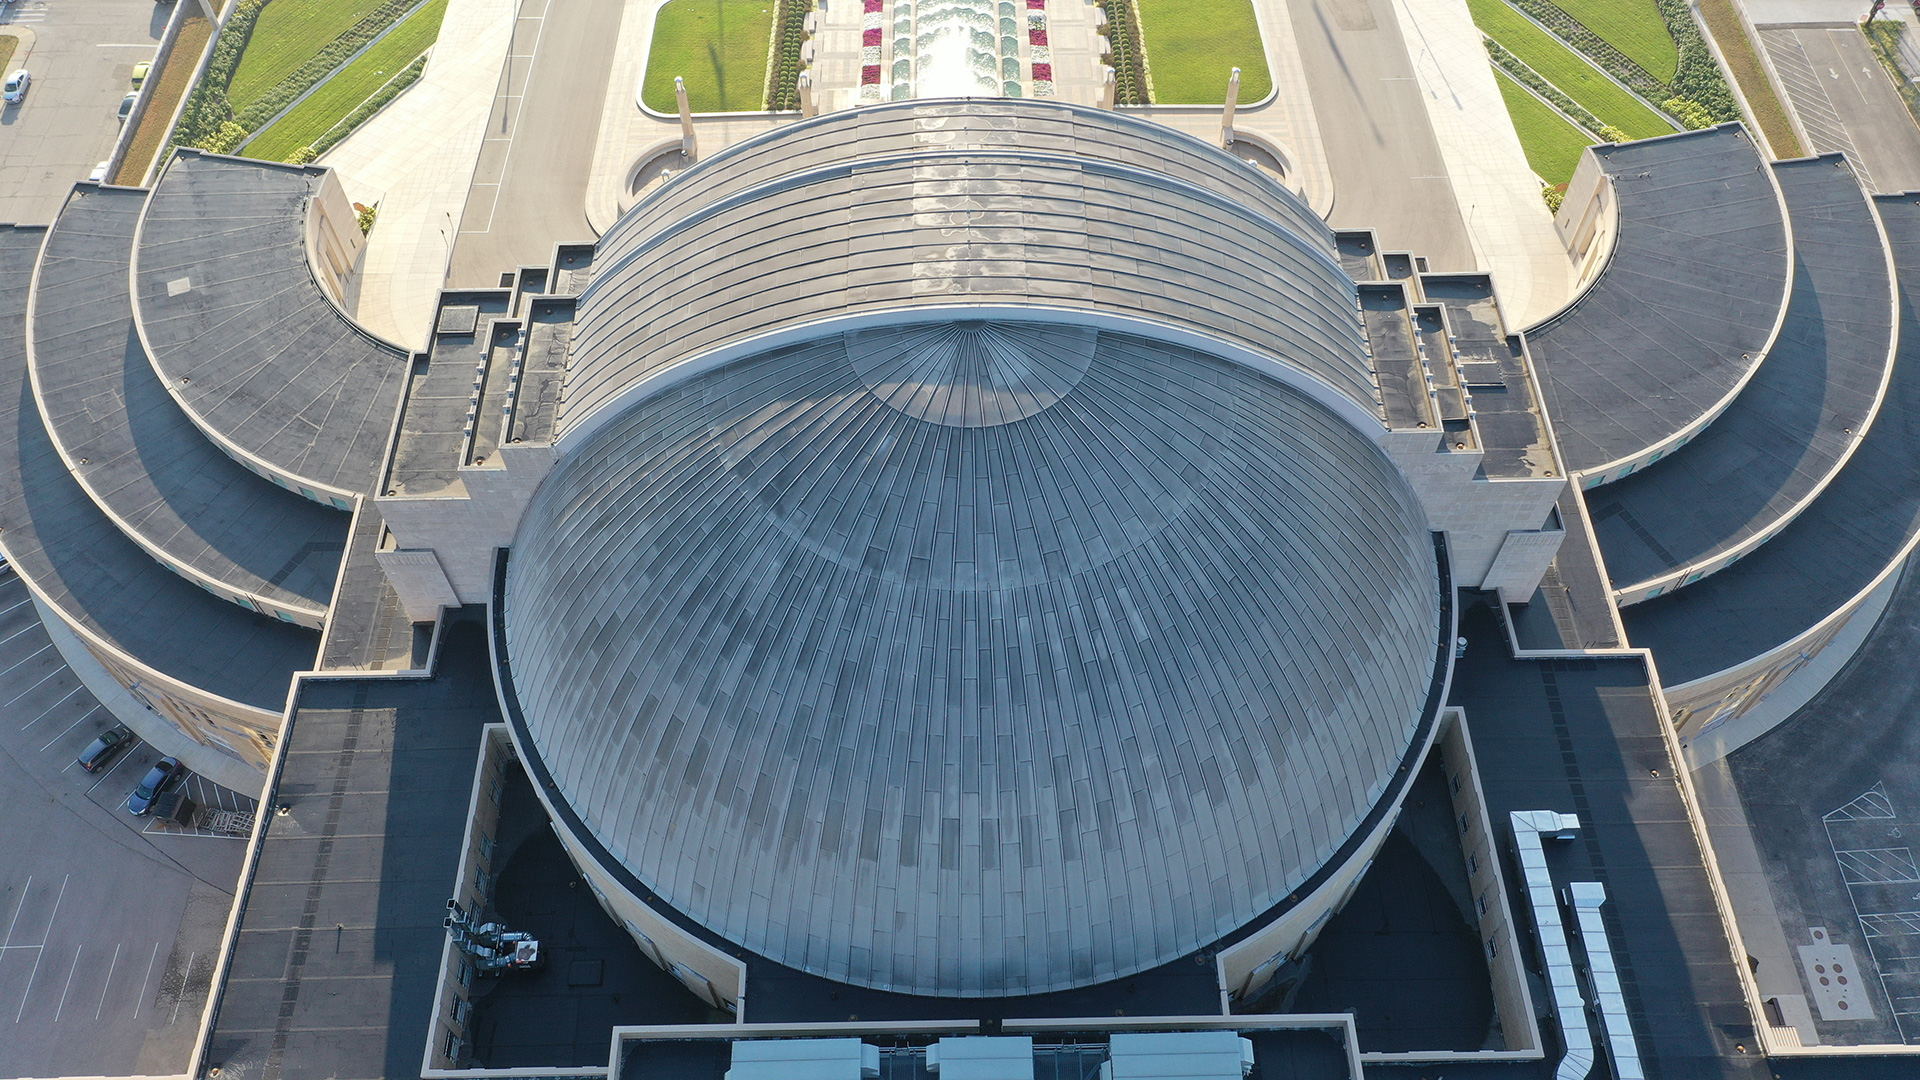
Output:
[{"xmin": 890, "ymin": 0, "xmax": 1023, "ymax": 99}]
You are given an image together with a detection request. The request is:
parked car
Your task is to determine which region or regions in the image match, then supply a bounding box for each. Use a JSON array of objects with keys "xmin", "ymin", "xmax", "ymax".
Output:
[
  {"xmin": 117, "ymin": 91, "xmax": 138, "ymax": 122},
  {"xmin": 4, "ymin": 71, "xmax": 30, "ymax": 104},
  {"xmin": 76, "ymin": 725, "xmax": 135, "ymax": 773},
  {"xmin": 88, "ymin": 161, "xmax": 110, "ymax": 183},
  {"xmin": 130, "ymin": 62, "xmax": 150, "ymax": 89},
  {"xmin": 127, "ymin": 756, "xmax": 185, "ymax": 815}
]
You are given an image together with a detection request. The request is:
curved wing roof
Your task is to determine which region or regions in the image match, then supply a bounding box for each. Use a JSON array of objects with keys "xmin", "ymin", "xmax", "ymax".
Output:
[
  {"xmin": 504, "ymin": 322, "xmax": 1441, "ymax": 997},
  {"xmin": 29, "ymin": 186, "xmax": 347, "ymax": 625},
  {"xmin": 131, "ymin": 152, "xmax": 409, "ymax": 501}
]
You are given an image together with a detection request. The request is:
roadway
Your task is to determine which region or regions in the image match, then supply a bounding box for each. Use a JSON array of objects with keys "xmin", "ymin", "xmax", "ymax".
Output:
[
  {"xmin": 448, "ymin": 0, "xmax": 626, "ymax": 286},
  {"xmin": 0, "ymin": 0, "xmax": 165, "ymax": 224},
  {"xmin": 1760, "ymin": 24, "xmax": 1920, "ymax": 194},
  {"xmin": 0, "ymin": 573, "xmax": 248, "ymax": 1077}
]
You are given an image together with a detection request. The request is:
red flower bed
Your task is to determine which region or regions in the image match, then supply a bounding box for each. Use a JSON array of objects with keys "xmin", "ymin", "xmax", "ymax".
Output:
[
  {"xmin": 1030, "ymin": 62, "xmax": 1052, "ymax": 80},
  {"xmin": 862, "ymin": 64, "xmax": 883, "ymax": 84},
  {"xmin": 864, "ymin": 26, "xmax": 882, "ymax": 44},
  {"xmin": 1029, "ymin": 27, "xmax": 1046, "ymax": 44},
  {"xmin": 864, "ymin": 0, "xmax": 884, "ymax": 11}
]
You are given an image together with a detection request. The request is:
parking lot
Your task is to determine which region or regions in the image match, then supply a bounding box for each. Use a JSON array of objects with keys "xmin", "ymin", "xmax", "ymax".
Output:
[
  {"xmin": 0, "ymin": 573, "xmax": 254, "ymax": 1077},
  {"xmin": 0, "ymin": 0, "xmax": 166, "ymax": 224}
]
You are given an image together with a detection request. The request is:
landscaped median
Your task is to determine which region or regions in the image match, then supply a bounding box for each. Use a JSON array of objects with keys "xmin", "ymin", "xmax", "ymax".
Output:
[
  {"xmin": 1468, "ymin": 0, "xmax": 1674, "ymax": 140},
  {"xmin": 1135, "ymin": 0, "xmax": 1271, "ymax": 103},
  {"xmin": 640, "ymin": 0, "xmax": 776, "ymax": 113},
  {"xmin": 170, "ymin": 0, "xmax": 453, "ymax": 164},
  {"xmin": 113, "ymin": 14, "xmax": 211, "ymax": 185}
]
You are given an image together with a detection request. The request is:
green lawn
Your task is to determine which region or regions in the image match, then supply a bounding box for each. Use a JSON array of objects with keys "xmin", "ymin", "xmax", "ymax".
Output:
[
  {"xmin": 1136, "ymin": 0, "xmax": 1272, "ymax": 103},
  {"xmin": 641, "ymin": 0, "xmax": 774, "ymax": 113},
  {"xmin": 1553, "ymin": 0, "xmax": 1676, "ymax": 82},
  {"xmin": 228, "ymin": 0, "xmax": 387, "ymax": 110},
  {"xmin": 1495, "ymin": 69, "xmax": 1594, "ymax": 185},
  {"xmin": 247, "ymin": 0, "xmax": 447, "ymax": 160},
  {"xmin": 1467, "ymin": 0, "xmax": 1674, "ymax": 138}
]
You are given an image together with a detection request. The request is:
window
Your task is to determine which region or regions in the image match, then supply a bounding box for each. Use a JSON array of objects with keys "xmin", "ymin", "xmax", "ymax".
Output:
[
  {"xmin": 1477, "ymin": 891, "xmax": 1488, "ymax": 918},
  {"xmin": 479, "ymin": 834, "xmax": 494, "ymax": 862},
  {"xmin": 1459, "ymin": 812, "xmax": 1470, "ymax": 836},
  {"xmin": 444, "ymin": 1032, "xmax": 460, "ymax": 1061},
  {"xmin": 1467, "ymin": 852, "xmax": 1479, "ymax": 876},
  {"xmin": 458, "ymin": 959, "xmax": 474, "ymax": 988},
  {"xmin": 1486, "ymin": 936, "xmax": 1498, "ymax": 961},
  {"xmin": 1448, "ymin": 771, "xmax": 1462, "ymax": 796}
]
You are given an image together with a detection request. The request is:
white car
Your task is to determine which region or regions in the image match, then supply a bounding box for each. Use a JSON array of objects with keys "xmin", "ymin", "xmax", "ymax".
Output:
[
  {"xmin": 3, "ymin": 70, "xmax": 29, "ymax": 104},
  {"xmin": 89, "ymin": 161, "xmax": 110, "ymax": 183}
]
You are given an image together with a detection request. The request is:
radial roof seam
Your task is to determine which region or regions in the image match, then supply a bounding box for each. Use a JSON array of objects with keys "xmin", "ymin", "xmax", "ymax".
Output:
[
  {"xmin": 1611, "ymin": 155, "xmax": 1899, "ymax": 605},
  {"xmin": 22, "ymin": 185, "xmax": 336, "ymax": 626}
]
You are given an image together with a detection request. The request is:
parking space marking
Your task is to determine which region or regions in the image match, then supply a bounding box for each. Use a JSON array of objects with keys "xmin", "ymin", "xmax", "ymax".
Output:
[
  {"xmin": 94, "ymin": 942, "xmax": 117, "ymax": 1020},
  {"xmin": 0, "ymin": 875, "xmax": 29, "ymax": 952},
  {"xmin": 85, "ymin": 739, "xmax": 142, "ymax": 793},
  {"xmin": 1837, "ymin": 848, "xmax": 1920, "ymax": 885},
  {"xmin": 13, "ymin": 873, "xmax": 66, "ymax": 1023},
  {"xmin": 132, "ymin": 940, "xmax": 157, "ymax": 1021},
  {"xmin": 37, "ymin": 693, "xmax": 99, "ymax": 753},
  {"xmin": 50, "ymin": 944, "xmax": 79, "ymax": 1022},
  {"xmin": 167, "ymin": 950, "xmax": 193, "ymax": 1025}
]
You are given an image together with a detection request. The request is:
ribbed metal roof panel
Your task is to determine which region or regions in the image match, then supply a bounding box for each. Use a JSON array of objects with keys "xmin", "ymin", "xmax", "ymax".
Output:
[{"xmin": 505, "ymin": 323, "xmax": 1439, "ymax": 997}]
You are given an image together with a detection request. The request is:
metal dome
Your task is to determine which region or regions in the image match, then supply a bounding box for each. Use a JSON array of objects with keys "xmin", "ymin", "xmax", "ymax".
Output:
[{"xmin": 502, "ymin": 319, "xmax": 1442, "ymax": 997}]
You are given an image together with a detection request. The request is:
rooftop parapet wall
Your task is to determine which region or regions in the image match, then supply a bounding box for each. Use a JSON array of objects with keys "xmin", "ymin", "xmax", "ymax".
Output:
[
  {"xmin": 130, "ymin": 151, "xmax": 410, "ymax": 506},
  {"xmin": 1625, "ymin": 191, "xmax": 1920, "ymax": 726},
  {"xmin": 27, "ymin": 185, "xmax": 348, "ymax": 628},
  {"xmin": 1588, "ymin": 155, "xmax": 1896, "ymax": 607},
  {"xmin": 1527, "ymin": 126, "xmax": 1792, "ymax": 482},
  {"xmin": 0, "ymin": 223, "xmax": 316, "ymax": 764}
]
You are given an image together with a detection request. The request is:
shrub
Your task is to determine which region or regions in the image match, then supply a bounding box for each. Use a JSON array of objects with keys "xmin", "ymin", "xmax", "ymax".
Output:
[
  {"xmin": 766, "ymin": 0, "xmax": 810, "ymax": 110},
  {"xmin": 1598, "ymin": 123, "xmax": 1627, "ymax": 141},
  {"xmin": 171, "ymin": 0, "xmax": 268, "ymax": 150},
  {"xmin": 1545, "ymin": 183, "xmax": 1567, "ymax": 212},
  {"xmin": 1504, "ymin": 0, "xmax": 1739, "ymax": 127},
  {"xmin": 288, "ymin": 145, "xmax": 317, "ymax": 163},
  {"xmin": 1098, "ymin": 0, "xmax": 1150, "ymax": 104},
  {"xmin": 1661, "ymin": 95, "xmax": 1713, "ymax": 128},
  {"xmin": 357, "ymin": 203, "xmax": 377, "ymax": 232}
]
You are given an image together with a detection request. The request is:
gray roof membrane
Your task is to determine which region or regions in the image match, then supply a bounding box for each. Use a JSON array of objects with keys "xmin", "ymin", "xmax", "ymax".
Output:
[
  {"xmin": 29, "ymin": 186, "xmax": 346, "ymax": 620},
  {"xmin": 1587, "ymin": 156, "xmax": 1893, "ymax": 596},
  {"xmin": 1525, "ymin": 126, "xmax": 1790, "ymax": 473},
  {"xmin": 564, "ymin": 102, "xmax": 1373, "ymax": 438},
  {"xmin": 0, "ymin": 225, "xmax": 317, "ymax": 710},
  {"xmin": 132, "ymin": 152, "xmax": 410, "ymax": 497},
  {"xmin": 1624, "ymin": 192, "xmax": 1920, "ymax": 685},
  {"xmin": 505, "ymin": 324, "xmax": 1441, "ymax": 998}
]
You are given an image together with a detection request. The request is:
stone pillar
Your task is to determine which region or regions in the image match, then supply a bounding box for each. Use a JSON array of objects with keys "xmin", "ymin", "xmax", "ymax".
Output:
[
  {"xmin": 1099, "ymin": 65, "xmax": 1116, "ymax": 109},
  {"xmin": 798, "ymin": 73, "xmax": 818, "ymax": 118},
  {"xmin": 1221, "ymin": 66, "xmax": 1241, "ymax": 148},
  {"xmin": 675, "ymin": 76, "xmax": 698, "ymax": 162}
]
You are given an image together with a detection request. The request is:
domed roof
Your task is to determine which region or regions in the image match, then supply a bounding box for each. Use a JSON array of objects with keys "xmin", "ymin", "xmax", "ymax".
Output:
[{"xmin": 503, "ymin": 320, "xmax": 1441, "ymax": 997}]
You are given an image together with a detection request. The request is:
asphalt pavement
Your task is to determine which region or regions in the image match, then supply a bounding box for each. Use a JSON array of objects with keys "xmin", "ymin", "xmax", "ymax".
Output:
[
  {"xmin": 0, "ymin": 573, "xmax": 249, "ymax": 1077},
  {"xmin": 0, "ymin": 0, "xmax": 164, "ymax": 225},
  {"xmin": 1760, "ymin": 25, "xmax": 1920, "ymax": 195}
]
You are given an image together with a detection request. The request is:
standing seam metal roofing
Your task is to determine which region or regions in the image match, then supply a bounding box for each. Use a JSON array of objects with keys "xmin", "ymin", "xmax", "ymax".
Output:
[
  {"xmin": 0, "ymin": 224, "xmax": 318, "ymax": 711},
  {"xmin": 505, "ymin": 324, "xmax": 1440, "ymax": 997},
  {"xmin": 27, "ymin": 186, "xmax": 347, "ymax": 623},
  {"xmin": 564, "ymin": 103, "xmax": 1371, "ymax": 440},
  {"xmin": 1585, "ymin": 156, "xmax": 1894, "ymax": 600},
  {"xmin": 1524, "ymin": 126, "xmax": 1790, "ymax": 476},
  {"xmin": 1623, "ymin": 193, "xmax": 1920, "ymax": 684},
  {"xmin": 131, "ymin": 152, "xmax": 410, "ymax": 500}
]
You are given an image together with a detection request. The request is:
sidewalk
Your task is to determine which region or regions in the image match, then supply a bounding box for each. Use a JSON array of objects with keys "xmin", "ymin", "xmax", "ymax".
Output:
[
  {"xmin": 1390, "ymin": 0, "xmax": 1575, "ymax": 327},
  {"xmin": 322, "ymin": 0, "xmax": 518, "ymax": 349}
]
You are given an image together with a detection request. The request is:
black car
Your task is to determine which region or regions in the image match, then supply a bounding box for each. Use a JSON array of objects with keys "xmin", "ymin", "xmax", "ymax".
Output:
[
  {"xmin": 75, "ymin": 725, "xmax": 134, "ymax": 773},
  {"xmin": 127, "ymin": 756, "xmax": 185, "ymax": 815}
]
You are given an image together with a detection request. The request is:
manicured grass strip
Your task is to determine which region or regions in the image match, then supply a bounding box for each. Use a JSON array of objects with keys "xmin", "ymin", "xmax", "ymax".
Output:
[
  {"xmin": 0, "ymin": 34, "xmax": 17, "ymax": 74},
  {"xmin": 1553, "ymin": 0, "xmax": 1676, "ymax": 82},
  {"xmin": 1467, "ymin": 0, "xmax": 1674, "ymax": 138},
  {"xmin": 641, "ymin": 0, "xmax": 775, "ymax": 113},
  {"xmin": 228, "ymin": 0, "xmax": 386, "ymax": 110},
  {"xmin": 115, "ymin": 17, "xmax": 211, "ymax": 185},
  {"xmin": 247, "ymin": 0, "xmax": 447, "ymax": 161},
  {"xmin": 1695, "ymin": 0, "xmax": 1802, "ymax": 157},
  {"xmin": 1135, "ymin": 0, "xmax": 1272, "ymax": 103},
  {"xmin": 1495, "ymin": 69, "xmax": 1594, "ymax": 185}
]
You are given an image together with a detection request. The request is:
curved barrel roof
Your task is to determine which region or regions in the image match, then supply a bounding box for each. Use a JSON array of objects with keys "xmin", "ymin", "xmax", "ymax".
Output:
[
  {"xmin": 1586, "ymin": 156, "xmax": 1895, "ymax": 603},
  {"xmin": 29, "ymin": 186, "xmax": 347, "ymax": 625},
  {"xmin": 504, "ymin": 321, "xmax": 1442, "ymax": 998},
  {"xmin": 0, "ymin": 224, "xmax": 317, "ymax": 713},
  {"xmin": 1625, "ymin": 192, "xmax": 1920, "ymax": 685},
  {"xmin": 1525, "ymin": 126, "xmax": 1790, "ymax": 476},
  {"xmin": 562, "ymin": 101, "xmax": 1374, "ymax": 440},
  {"xmin": 131, "ymin": 152, "xmax": 409, "ymax": 501}
]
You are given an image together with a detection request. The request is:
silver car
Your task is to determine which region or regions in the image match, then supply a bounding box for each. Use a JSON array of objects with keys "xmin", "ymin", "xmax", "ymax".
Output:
[{"xmin": 4, "ymin": 70, "xmax": 29, "ymax": 104}]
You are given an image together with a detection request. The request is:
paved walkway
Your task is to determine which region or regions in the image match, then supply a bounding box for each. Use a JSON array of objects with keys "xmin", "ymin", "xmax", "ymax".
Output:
[
  {"xmin": 321, "ymin": 0, "xmax": 518, "ymax": 349},
  {"xmin": 1392, "ymin": 0, "xmax": 1575, "ymax": 325}
]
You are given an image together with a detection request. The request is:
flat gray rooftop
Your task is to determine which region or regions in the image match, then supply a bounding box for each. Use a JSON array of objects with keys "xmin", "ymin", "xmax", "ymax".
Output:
[
  {"xmin": 30, "ymin": 185, "xmax": 347, "ymax": 622},
  {"xmin": 132, "ymin": 152, "xmax": 409, "ymax": 498},
  {"xmin": 202, "ymin": 621, "xmax": 498, "ymax": 1080},
  {"xmin": 0, "ymin": 224, "xmax": 316, "ymax": 711},
  {"xmin": 1622, "ymin": 191, "xmax": 1920, "ymax": 685},
  {"xmin": 1587, "ymin": 155, "xmax": 1894, "ymax": 596},
  {"xmin": 1525, "ymin": 126, "xmax": 1790, "ymax": 474}
]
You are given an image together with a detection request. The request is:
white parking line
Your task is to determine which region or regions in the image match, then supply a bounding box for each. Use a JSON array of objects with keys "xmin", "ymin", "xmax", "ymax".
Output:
[
  {"xmin": 0, "ymin": 875, "xmax": 29, "ymax": 950},
  {"xmin": 132, "ymin": 940, "xmax": 158, "ymax": 1020},
  {"xmin": 51, "ymin": 943, "xmax": 80, "ymax": 1022},
  {"xmin": 14, "ymin": 873, "xmax": 66, "ymax": 1023},
  {"xmin": 38, "ymin": 695, "xmax": 97, "ymax": 752},
  {"xmin": 87, "ymin": 740, "xmax": 143, "ymax": 793},
  {"xmin": 95, "ymin": 941, "xmax": 118, "ymax": 1020},
  {"xmin": 168, "ymin": 950, "xmax": 194, "ymax": 1025}
]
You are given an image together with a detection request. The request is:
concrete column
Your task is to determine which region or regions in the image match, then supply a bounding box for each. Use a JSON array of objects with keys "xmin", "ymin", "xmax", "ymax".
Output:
[
  {"xmin": 798, "ymin": 73, "xmax": 818, "ymax": 118},
  {"xmin": 1099, "ymin": 65, "xmax": 1116, "ymax": 109},
  {"xmin": 675, "ymin": 76, "xmax": 698, "ymax": 162},
  {"xmin": 1221, "ymin": 67, "xmax": 1241, "ymax": 148}
]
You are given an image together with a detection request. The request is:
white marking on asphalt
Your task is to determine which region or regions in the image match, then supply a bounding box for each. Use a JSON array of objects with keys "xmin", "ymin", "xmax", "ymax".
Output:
[
  {"xmin": 15, "ymin": 873, "xmax": 67, "ymax": 1022},
  {"xmin": 38, "ymin": 695, "xmax": 97, "ymax": 751},
  {"xmin": 95, "ymin": 941, "xmax": 119, "ymax": 1020},
  {"xmin": 169, "ymin": 950, "xmax": 195, "ymax": 1025},
  {"xmin": 88, "ymin": 740, "xmax": 143, "ymax": 793},
  {"xmin": 51, "ymin": 943, "xmax": 80, "ymax": 1022},
  {"xmin": 132, "ymin": 940, "xmax": 159, "ymax": 1020},
  {"xmin": 0, "ymin": 875, "xmax": 30, "ymax": 951}
]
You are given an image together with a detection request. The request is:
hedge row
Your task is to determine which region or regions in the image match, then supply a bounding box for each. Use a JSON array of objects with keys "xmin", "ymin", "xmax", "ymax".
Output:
[
  {"xmin": 766, "ymin": 0, "xmax": 809, "ymax": 111},
  {"xmin": 311, "ymin": 53, "xmax": 426, "ymax": 155},
  {"xmin": 1098, "ymin": 0, "xmax": 1149, "ymax": 104},
  {"xmin": 1505, "ymin": 0, "xmax": 1735, "ymax": 127},
  {"xmin": 171, "ymin": 0, "xmax": 267, "ymax": 150},
  {"xmin": 1648, "ymin": 0, "xmax": 1739, "ymax": 121},
  {"xmin": 1486, "ymin": 37, "xmax": 1610, "ymax": 140},
  {"xmin": 233, "ymin": 0, "xmax": 424, "ymax": 131}
]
